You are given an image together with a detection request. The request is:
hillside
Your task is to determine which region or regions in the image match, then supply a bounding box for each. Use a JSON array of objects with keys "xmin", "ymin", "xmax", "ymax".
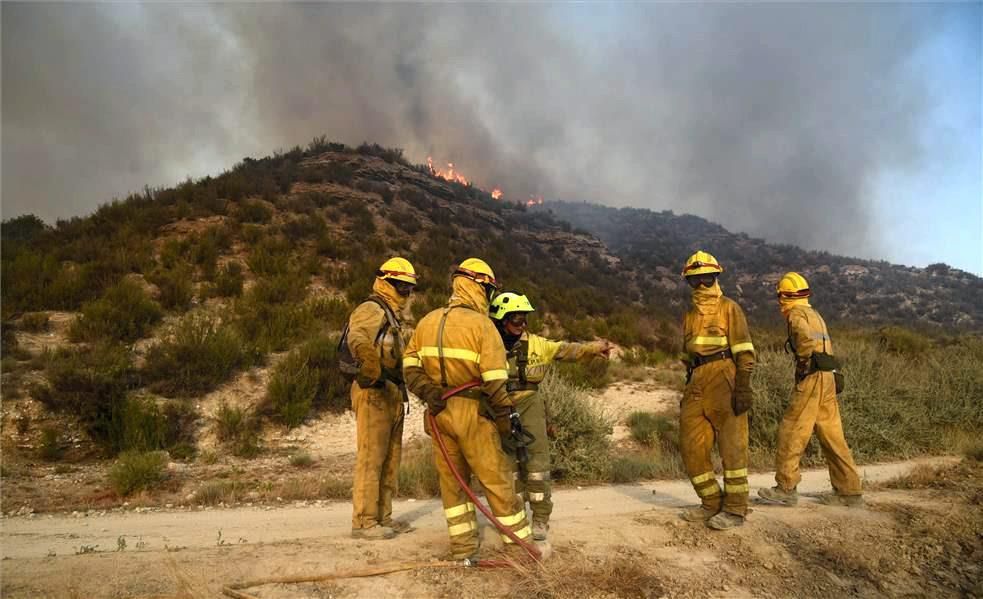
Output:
[{"xmin": 545, "ymin": 201, "xmax": 983, "ymax": 330}]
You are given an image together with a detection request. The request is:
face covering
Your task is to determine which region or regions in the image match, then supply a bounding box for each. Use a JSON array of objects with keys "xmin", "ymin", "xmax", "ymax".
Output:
[{"xmin": 691, "ymin": 280, "xmax": 723, "ymax": 315}]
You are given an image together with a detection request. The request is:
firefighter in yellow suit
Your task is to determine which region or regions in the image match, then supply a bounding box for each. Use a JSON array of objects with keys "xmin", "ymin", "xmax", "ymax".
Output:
[
  {"xmin": 679, "ymin": 251, "xmax": 755, "ymax": 530},
  {"xmin": 348, "ymin": 257, "xmax": 417, "ymax": 540},
  {"xmin": 758, "ymin": 272, "xmax": 863, "ymax": 507},
  {"xmin": 488, "ymin": 292, "xmax": 611, "ymax": 541},
  {"xmin": 402, "ymin": 259, "xmax": 532, "ymax": 560}
]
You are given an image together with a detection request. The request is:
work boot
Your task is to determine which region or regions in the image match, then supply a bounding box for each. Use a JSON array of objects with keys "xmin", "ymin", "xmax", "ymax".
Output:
[
  {"xmin": 350, "ymin": 525, "xmax": 396, "ymax": 540},
  {"xmin": 817, "ymin": 493, "xmax": 865, "ymax": 508},
  {"xmin": 680, "ymin": 506, "xmax": 718, "ymax": 522},
  {"xmin": 706, "ymin": 512, "xmax": 745, "ymax": 530},
  {"xmin": 382, "ymin": 519, "xmax": 415, "ymax": 534},
  {"xmin": 532, "ymin": 521, "xmax": 549, "ymax": 541},
  {"xmin": 758, "ymin": 485, "xmax": 799, "ymax": 506}
]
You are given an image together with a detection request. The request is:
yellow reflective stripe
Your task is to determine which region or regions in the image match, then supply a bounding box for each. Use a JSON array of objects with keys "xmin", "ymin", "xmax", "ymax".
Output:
[
  {"xmin": 447, "ymin": 521, "xmax": 476, "ymax": 536},
  {"xmin": 402, "ymin": 356, "xmax": 422, "ymax": 368},
  {"xmin": 725, "ymin": 483, "xmax": 750, "ymax": 494},
  {"xmin": 481, "ymin": 369, "xmax": 508, "ymax": 382},
  {"xmin": 691, "ymin": 471, "xmax": 715, "ymax": 485},
  {"xmin": 692, "ymin": 336, "xmax": 728, "ymax": 345},
  {"xmin": 497, "ymin": 511, "xmax": 527, "ymax": 527},
  {"xmin": 444, "ymin": 502, "xmax": 475, "ymax": 519},
  {"xmin": 724, "ymin": 468, "xmax": 748, "ymax": 478},
  {"xmin": 730, "ymin": 342, "xmax": 755, "ymax": 354},
  {"xmin": 697, "ymin": 484, "xmax": 721, "ymax": 497},
  {"xmin": 418, "ymin": 346, "xmax": 480, "ymax": 363},
  {"xmin": 502, "ymin": 526, "xmax": 532, "ymax": 543}
]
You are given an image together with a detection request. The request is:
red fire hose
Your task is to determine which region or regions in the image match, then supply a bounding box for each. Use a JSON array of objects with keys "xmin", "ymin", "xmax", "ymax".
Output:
[{"xmin": 428, "ymin": 381, "xmax": 543, "ymax": 564}]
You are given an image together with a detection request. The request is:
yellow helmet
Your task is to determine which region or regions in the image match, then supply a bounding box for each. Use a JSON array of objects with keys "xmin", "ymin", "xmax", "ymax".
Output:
[
  {"xmin": 453, "ymin": 257, "xmax": 498, "ymax": 289},
  {"xmin": 777, "ymin": 272, "xmax": 811, "ymax": 298},
  {"xmin": 377, "ymin": 257, "xmax": 418, "ymax": 285},
  {"xmin": 682, "ymin": 251, "xmax": 723, "ymax": 277},
  {"xmin": 489, "ymin": 292, "xmax": 535, "ymax": 320}
]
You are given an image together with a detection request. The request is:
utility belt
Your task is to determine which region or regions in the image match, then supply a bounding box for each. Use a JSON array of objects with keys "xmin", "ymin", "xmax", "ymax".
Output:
[
  {"xmin": 685, "ymin": 349, "xmax": 733, "ymax": 384},
  {"xmin": 799, "ymin": 352, "xmax": 845, "ymax": 394}
]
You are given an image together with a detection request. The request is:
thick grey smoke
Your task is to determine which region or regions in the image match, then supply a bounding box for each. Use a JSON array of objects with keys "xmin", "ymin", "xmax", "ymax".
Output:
[{"xmin": 0, "ymin": 3, "xmax": 964, "ymax": 261}]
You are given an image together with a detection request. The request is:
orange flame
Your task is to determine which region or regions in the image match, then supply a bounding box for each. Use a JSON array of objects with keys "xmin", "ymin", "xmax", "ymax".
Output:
[
  {"xmin": 427, "ymin": 156, "xmax": 469, "ymax": 186},
  {"xmin": 491, "ymin": 188, "xmax": 503, "ymax": 200},
  {"xmin": 526, "ymin": 195, "xmax": 544, "ymax": 207}
]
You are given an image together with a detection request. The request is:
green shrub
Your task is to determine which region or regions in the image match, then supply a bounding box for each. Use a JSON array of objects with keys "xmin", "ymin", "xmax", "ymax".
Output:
[
  {"xmin": 20, "ymin": 312, "xmax": 49, "ymax": 332},
  {"xmin": 246, "ymin": 236, "xmax": 293, "ymax": 276},
  {"xmin": 69, "ymin": 279, "xmax": 163, "ymax": 342},
  {"xmin": 264, "ymin": 335, "xmax": 350, "ymax": 424},
  {"xmin": 143, "ymin": 313, "xmax": 259, "ymax": 397},
  {"xmin": 308, "ymin": 295, "xmax": 350, "ymax": 330},
  {"xmin": 247, "ymin": 271, "xmax": 309, "ymax": 305},
  {"xmin": 609, "ymin": 453, "xmax": 663, "ymax": 483},
  {"xmin": 148, "ymin": 265, "xmax": 194, "ymax": 311},
  {"xmin": 265, "ymin": 352, "xmax": 318, "ymax": 427},
  {"xmin": 626, "ymin": 412, "xmax": 675, "ymax": 446},
  {"xmin": 39, "ymin": 426, "xmax": 64, "ymax": 461},
  {"xmin": 109, "ymin": 451, "xmax": 168, "ymax": 496},
  {"xmin": 238, "ymin": 199, "xmax": 273, "ymax": 224},
  {"xmin": 289, "ymin": 452, "xmax": 314, "ymax": 468},
  {"xmin": 37, "ymin": 343, "xmax": 137, "ymax": 453},
  {"xmin": 540, "ymin": 370, "xmax": 612, "ymax": 482},
  {"xmin": 214, "ymin": 403, "xmax": 261, "ymax": 458},
  {"xmin": 212, "ymin": 262, "xmax": 244, "ymax": 298},
  {"xmin": 235, "ymin": 297, "xmax": 315, "ymax": 353},
  {"xmin": 554, "ymin": 357, "xmax": 610, "ymax": 389}
]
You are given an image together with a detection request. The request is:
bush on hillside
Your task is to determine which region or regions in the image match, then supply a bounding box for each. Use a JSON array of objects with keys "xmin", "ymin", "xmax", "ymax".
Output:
[
  {"xmin": 68, "ymin": 279, "xmax": 162, "ymax": 343},
  {"xmin": 147, "ymin": 264, "xmax": 194, "ymax": 311},
  {"xmin": 211, "ymin": 262, "xmax": 244, "ymax": 298},
  {"xmin": 143, "ymin": 313, "xmax": 260, "ymax": 397},
  {"xmin": 237, "ymin": 199, "xmax": 273, "ymax": 224},
  {"xmin": 540, "ymin": 370, "xmax": 612, "ymax": 482},
  {"xmin": 263, "ymin": 335, "xmax": 350, "ymax": 427},
  {"xmin": 109, "ymin": 451, "xmax": 168, "ymax": 496},
  {"xmin": 214, "ymin": 403, "xmax": 261, "ymax": 458}
]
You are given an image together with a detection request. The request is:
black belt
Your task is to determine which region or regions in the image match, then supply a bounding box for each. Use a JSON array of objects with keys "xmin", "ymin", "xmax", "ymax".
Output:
[{"xmin": 691, "ymin": 349, "xmax": 733, "ymax": 368}]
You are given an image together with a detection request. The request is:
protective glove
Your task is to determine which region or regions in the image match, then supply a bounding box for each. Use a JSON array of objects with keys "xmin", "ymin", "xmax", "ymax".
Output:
[
  {"xmin": 421, "ymin": 385, "xmax": 447, "ymax": 416},
  {"xmin": 494, "ymin": 406, "xmax": 514, "ymax": 436},
  {"xmin": 732, "ymin": 370, "xmax": 753, "ymax": 416},
  {"xmin": 356, "ymin": 362, "xmax": 383, "ymax": 389},
  {"xmin": 382, "ymin": 366, "xmax": 403, "ymax": 385}
]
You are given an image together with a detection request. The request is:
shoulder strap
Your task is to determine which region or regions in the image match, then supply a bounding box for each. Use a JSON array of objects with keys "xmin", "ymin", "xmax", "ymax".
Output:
[
  {"xmin": 516, "ymin": 338, "xmax": 529, "ymax": 384},
  {"xmin": 364, "ymin": 295, "xmax": 403, "ymax": 356}
]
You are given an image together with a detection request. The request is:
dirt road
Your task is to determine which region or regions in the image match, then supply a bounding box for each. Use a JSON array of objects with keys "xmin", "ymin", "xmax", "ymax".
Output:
[{"xmin": 5, "ymin": 457, "xmax": 977, "ymax": 599}]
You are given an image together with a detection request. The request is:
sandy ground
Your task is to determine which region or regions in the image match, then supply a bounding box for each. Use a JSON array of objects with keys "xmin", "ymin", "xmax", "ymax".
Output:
[{"xmin": 1, "ymin": 457, "xmax": 969, "ymax": 599}]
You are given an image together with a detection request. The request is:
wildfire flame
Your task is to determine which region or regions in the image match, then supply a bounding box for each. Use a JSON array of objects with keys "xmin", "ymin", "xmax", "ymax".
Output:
[{"xmin": 427, "ymin": 156, "xmax": 543, "ymax": 207}]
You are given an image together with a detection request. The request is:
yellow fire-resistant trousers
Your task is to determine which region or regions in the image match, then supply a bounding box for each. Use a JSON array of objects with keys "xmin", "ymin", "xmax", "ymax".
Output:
[
  {"xmin": 431, "ymin": 397, "xmax": 531, "ymax": 559},
  {"xmin": 351, "ymin": 381, "xmax": 404, "ymax": 529},
  {"xmin": 680, "ymin": 360, "xmax": 749, "ymax": 516},
  {"xmin": 775, "ymin": 371, "xmax": 861, "ymax": 495}
]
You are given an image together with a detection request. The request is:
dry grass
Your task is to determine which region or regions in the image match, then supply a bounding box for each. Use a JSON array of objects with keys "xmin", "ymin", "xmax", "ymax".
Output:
[
  {"xmin": 398, "ymin": 439, "xmax": 440, "ymax": 498},
  {"xmin": 505, "ymin": 547, "xmax": 667, "ymax": 599}
]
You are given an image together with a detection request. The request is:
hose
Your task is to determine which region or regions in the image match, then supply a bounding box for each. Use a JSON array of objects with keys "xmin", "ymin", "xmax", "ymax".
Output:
[
  {"xmin": 429, "ymin": 381, "xmax": 542, "ymax": 563},
  {"xmin": 220, "ymin": 382, "xmax": 541, "ymax": 597}
]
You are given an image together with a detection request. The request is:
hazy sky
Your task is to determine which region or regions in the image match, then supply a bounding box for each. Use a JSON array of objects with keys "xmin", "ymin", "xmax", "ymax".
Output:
[{"xmin": 3, "ymin": 3, "xmax": 980, "ymax": 274}]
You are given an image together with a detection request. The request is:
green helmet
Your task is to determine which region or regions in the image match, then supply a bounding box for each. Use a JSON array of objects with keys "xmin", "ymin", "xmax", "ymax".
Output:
[{"xmin": 489, "ymin": 292, "xmax": 535, "ymax": 321}]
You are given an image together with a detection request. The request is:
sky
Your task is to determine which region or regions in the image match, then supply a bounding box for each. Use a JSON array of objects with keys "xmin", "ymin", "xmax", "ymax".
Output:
[{"xmin": 2, "ymin": 3, "xmax": 981, "ymax": 274}]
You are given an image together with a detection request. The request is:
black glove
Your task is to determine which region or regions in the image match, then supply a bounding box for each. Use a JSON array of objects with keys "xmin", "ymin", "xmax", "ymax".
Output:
[
  {"xmin": 382, "ymin": 366, "xmax": 403, "ymax": 385},
  {"xmin": 733, "ymin": 370, "xmax": 753, "ymax": 416},
  {"xmin": 421, "ymin": 385, "xmax": 447, "ymax": 416}
]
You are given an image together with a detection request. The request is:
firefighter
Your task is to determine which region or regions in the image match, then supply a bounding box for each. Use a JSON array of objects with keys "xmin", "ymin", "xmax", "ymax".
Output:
[
  {"xmin": 347, "ymin": 257, "xmax": 417, "ymax": 540},
  {"xmin": 758, "ymin": 272, "xmax": 863, "ymax": 507},
  {"xmin": 402, "ymin": 258, "xmax": 532, "ymax": 560},
  {"xmin": 488, "ymin": 292, "xmax": 611, "ymax": 541},
  {"xmin": 678, "ymin": 251, "xmax": 755, "ymax": 530}
]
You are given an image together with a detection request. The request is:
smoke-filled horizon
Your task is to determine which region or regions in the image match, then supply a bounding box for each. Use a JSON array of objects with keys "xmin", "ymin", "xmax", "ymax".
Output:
[{"xmin": 3, "ymin": 3, "xmax": 980, "ymax": 273}]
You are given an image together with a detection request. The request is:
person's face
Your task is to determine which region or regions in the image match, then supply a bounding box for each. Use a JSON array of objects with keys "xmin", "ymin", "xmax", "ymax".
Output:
[
  {"xmin": 504, "ymin": 312, "xmax": 528, "ymax": 335},
  {"xmin": 391, "ymin": 280, "xmax": 415, "ymax": 297},
  {"xmin": 686, "ymin": 274, "xmax": 717, "ymax": 289}
]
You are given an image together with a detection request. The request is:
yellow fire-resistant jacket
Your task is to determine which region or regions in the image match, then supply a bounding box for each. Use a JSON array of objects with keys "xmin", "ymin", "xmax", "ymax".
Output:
[
  {"xmin": 785, "ymin": 302, "xmax": 833, "ymax": 375},
  {"xmin": 684, "ymin": 287, "xmax": 755, "ymax": 374},
  {"xmin": 347, "ymin": 278, "xmax": 407, "ymax": 384},
  {"xmin": 506, "ymin": 332, "xmax": 603, "ymax": 402},
  {"xmin": 403, "ymin": 277, "xmax": 511, "ymax": 408}
]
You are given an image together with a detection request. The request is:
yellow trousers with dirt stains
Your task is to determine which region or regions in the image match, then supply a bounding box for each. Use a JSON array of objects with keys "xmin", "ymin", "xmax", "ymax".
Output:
[
  {"xmin": 775, "ymin": 371, "xmax": 861, "ymax": 495},
  {"xmin": 431, "ymin": 397, "xmax": 531, "ymax": 559},
  {"xmin": 680, "ymin": 359, "xmax": 749, "ymax": 516},
  {"xmin": 351, "ymin": 381, "xmax": 404, "ymax": 529}
]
